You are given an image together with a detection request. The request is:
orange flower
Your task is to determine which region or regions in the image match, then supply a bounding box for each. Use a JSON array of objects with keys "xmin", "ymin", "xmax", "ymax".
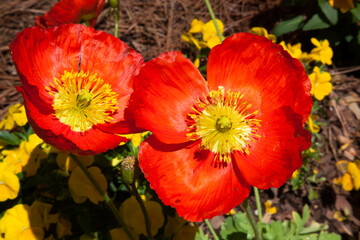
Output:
[
  {"xmin": 10, "ymin": 24, "xmax": 144, "ymax": 155},
  {"xmin": 35, "ymin": 0, "xmax": 105, "ymax": 28}
]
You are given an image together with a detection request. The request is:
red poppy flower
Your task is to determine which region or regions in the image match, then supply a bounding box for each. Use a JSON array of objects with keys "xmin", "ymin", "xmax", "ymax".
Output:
[
  {"xmin": 10, "ymin": 24, "xmax": 144, "ymax": 155},
  {"xmin": 35, "ymin": 0, "xmax": 105, "ymax": 28},
  {"xmin": 130, "ymin": 33, "xmax": 312, "ymax": 221}
]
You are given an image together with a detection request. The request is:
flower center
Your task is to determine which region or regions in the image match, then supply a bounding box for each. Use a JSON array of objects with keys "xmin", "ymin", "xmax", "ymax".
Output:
[
  {"xmin": 187, "ymin": 86, "xmax": 261, "ymax": 163},
  {"xmin": 46, "ymin": 70, "xmax": 119, "ymax": 132}
]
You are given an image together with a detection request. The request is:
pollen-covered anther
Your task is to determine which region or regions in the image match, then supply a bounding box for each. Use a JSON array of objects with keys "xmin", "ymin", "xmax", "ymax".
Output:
[
  {"xmin": 186, "ymin": 86, "xmax": 261, "ymax": 162},
  {"xmin": 47, "ymin": 70, "xmax": 119, "ymax": 132}
]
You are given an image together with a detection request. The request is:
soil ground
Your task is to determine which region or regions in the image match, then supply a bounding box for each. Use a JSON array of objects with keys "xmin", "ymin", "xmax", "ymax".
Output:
[{"xmin": 0, "ymin": 0, "xmax": 359, "ymax": 239}]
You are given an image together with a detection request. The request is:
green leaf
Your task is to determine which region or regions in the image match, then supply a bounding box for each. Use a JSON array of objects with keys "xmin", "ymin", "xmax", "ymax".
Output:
[
  {"xmin": 302, "ymin": 14, "xmax": 331, "ymax": 31},
  {"xmin": 273, "ymin": 15, "xmax": 304, "ymax": 37},
  {"xmin": 318, "ymin": 0, "xmax": 338, "ymax": 25},
  {"xmin": 220, "ymin": 212, "xmax": 253, "ymax": 240},
  {"xmin": 195, "ymin": 228, "xmax": 209, "ymax": 240},
  {"xmin": 317, "ymin": 231, "xmax": 341, "ymax": 240},
  {"xmin": 350, "ymin": 3, "xmax": 360, "ymax": 22},
  {"xmin": 0, "ymin": 131, "xmax": 21, "ymax": 145}
]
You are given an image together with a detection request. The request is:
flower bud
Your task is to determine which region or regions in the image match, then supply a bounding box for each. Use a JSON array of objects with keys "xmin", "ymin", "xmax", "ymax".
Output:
[
  {"xmin": 121, "ymin": 156, "xmax": 138, "ymax": 184},
  {"xmin": 109, "ymin": 0, "xmax": 118, "ymax": 8}
]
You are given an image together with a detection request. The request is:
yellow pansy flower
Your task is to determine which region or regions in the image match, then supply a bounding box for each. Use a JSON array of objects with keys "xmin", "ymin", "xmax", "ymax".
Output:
[
  {"xmin": 56, "ymin": 151, "xmax": 94, "ymax": 172},
  {"xmin": 250, "ymin": 27, "xmax": 277, "ymax": 42},
  {"xmin": 68, "ymin": 166, "xmax": 107, "ymax": 204},
  {"xmin": 309, "ymin": 66, "xmax": 332, "ymax": 100},
  {"xmin": 189, "ymin": 18, "xmax": 204, "ymax": 33},
  {"xmin": 264, "ymin": 200, "xmax": 277, "ymax": 214},
  {"xmin": 279, "ymin": 41, "xmax": 310, "ymax": 61},
  {"xmin": 0, "ymin": 104, "xmax": 27, "ymax": 130},
  {"xmin": 336, "ymin": 160, "xmax": 360, "ymax": 191},
  {"xmin": 120, "ymin": 196, "xmax": 165, "ymax": 237},
  {"xmin": 0, "ymin": 162, "xmax": 20, "ymax": 202},
  {"xmin": 202, "ymin": 19, "xmax": 224, "ymax": 49},
  {"xmin": 181, "ymin": 32, "xmax": 204, "ymax": 50},
  {"xmin": 2, "ymin": 134, "xmax": 47, "ymax": 176},
  {"xmin": 309, "ymin": 38, "xmax": 333, "ymax": 65},
  {"xmin": 341, "ymin": 173, "xmax": 353, "ymax": 191},
  {"xmin": 306, "ymin": 114, "xmax": 320, "ymax": 133},
  {"xmin": 328, "ymin": 0, "xmax": 354, "ymax": 13},
  {"xmin": 0, "ymin": 204, "xmax": 44, "ymax": 240}
]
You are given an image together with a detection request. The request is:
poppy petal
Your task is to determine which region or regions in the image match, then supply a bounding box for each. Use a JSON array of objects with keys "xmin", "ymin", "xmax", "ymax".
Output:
[
  {"xmin": 35, "ymin": 0, "xmax": 105, "ymax": 28},
  {"xmin": 130, "ymin": 51, "xmax": 209, "ymax": 144},
  {"xmin": 139, "ymin": 136, "xmax": 251, "ymax": 222},
  {"xmin": 19, "ymin": 87, "xmax": 127, "ymax": 155},
  {"xmin": 207, "ymin": 33, "xmax": 312, "ymax": 125},
  {"xmin": 234, "ymin": 106, "xmax": 311, "ymax": 189}
]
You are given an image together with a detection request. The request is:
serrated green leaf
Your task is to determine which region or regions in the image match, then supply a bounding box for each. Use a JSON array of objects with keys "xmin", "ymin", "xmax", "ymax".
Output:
[
  {"xmin": 273, "ymin": 15, "xmax": 304, "ymax": 37},
  {"xmin": 0, "ymin": 131, "xmax": 21, "ymax": 145},
  {"xmin": 302, "ymin": 14, "xmax": 331, "ymax": 31},
  {"xmin": 318, "ymin": 0, "xmax": 338, "ymax": 25}
]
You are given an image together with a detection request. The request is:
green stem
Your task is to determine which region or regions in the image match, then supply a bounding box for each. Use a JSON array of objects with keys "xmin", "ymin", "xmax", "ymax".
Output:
[
  {"xmin": 254, "ymin": 187, "xmax": 262, "ymax": 223},
  {"xmin": 70, "ymin": 154, "xmax": 135, "ymax": 240},
  {"xmin": 244, "ymin": 199, "xmax": 262, "ymax": 240},
  {"xmin": 204, "ymin": 219, "xmax": 219, "ymax": 240},
  {"xmin": 204, "ymin": 0, "xmax": 224, "ymax": 42},
  {"xmin": 129, "ymin": 183, "xmax": 154, "ymax": 240},
  {"xmin": 114, "ymin": 10, "xmax": 119, "ymax": 38}
]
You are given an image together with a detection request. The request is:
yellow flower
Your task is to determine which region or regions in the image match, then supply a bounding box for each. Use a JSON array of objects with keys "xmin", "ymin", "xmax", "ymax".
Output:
[
  {"xmin": 181, "ymin": 32, "xmax": 204, "ymax": 50},
  {"xmin": 56, "ymin": 152, "xmax": 94, "ymax": 172},
  {"xmin": 119, "ymin": 196, "xmax": 165, "ymax": 237},
  {"xmin": 306, "ymin": 114, "xmax": 320, "ymax": 133},
  {"xmin": 68, "ymin": 166, "xmax": 107, "ymax": 204},
  {"xmin": 341, "ymin": 173, "xmax": 353, "ymax": 191},
  {"xmin": 250, "ymin": 27, "xmax": 277, "ymax": 42},
  {"xmin": 279, "ymin": 41, "xmax": 310, "ymax": 61},
  {"xmin": 292, "ymin": 169, "xmax": 300, "ymax": 179},
  {"xmin": 309, "ymin": 66, "xmax": 332, "ymax": 100},
  {"xmin": 202, "ymin": 19, "xmax": 224, "ymax": 49},
  {"xmin": 2, "ymin": 134, "xmax": 47, "ymax": 176},
  {"xmin": 189, "ymin": 19, "xmax": 204, "ymax": 33},
  {"xmin": 0, "ymin": 204, "xmax": 44, "ymax": 240},
  {"xmin": 0, "ymin": 162, "xmax": 20, "ymax": 202},
  {"xmin": 56, "ymin": 217, "xmax": 72, "ymax": 238},
  {"xmin": 194, "ymin": 58, "xmax": 200, "ymax": 68},
  {"xmin": 309, "ymin": 38, "xmax": 333, "ymax": 65},
  {"xmin": 328, "ymin": 0, "xmax": 354, "ymax": 13},
  {"xmin": 0, "ymin": 104, "xmax": 27, "ymax": 130},
  {"xmin": 333, "ymin": 211, "xmax": 344, "ymax": 221},
  {"xmin": 264, "ymin": 200, "xmax": 277, "ymax": 214}
]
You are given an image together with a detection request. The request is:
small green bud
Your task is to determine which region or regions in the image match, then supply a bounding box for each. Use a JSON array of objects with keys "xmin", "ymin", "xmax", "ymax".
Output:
[
  {"xmin": 109, "ymin": 0, "xmax": 119, "ymax": 8},
  {"xmin": 121, "ymin": 156, "xmax": 138, "ymax": 184}
]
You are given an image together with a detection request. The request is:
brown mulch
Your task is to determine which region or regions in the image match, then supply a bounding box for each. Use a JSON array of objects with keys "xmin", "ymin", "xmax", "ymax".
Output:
[{"xmin": 0, "ymin": 0, "xmax": 360, "ymax": 239}]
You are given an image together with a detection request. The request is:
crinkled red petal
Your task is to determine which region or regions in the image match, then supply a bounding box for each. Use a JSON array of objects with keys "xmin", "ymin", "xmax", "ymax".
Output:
[
  {"xmin": 35, "ymin": 0, "xmax": 105, "ymax": 28},
  {"xmin": 207, "ymin": 33, "xmax": 312, "ymax": 125},
  {"xmin": 18, "ymin": 86, "xmax": 127, "ymax": 155},
  {"xmin": 130, "ymin": 51, "xmax": 209, "ymax": 144},
  {"xmin": 139, "ymin": 136, "xmax": 251, "ymax": 222},
  {"xmin": 234, "ymin": 106, "xmax": 311, "ymax": 189}
]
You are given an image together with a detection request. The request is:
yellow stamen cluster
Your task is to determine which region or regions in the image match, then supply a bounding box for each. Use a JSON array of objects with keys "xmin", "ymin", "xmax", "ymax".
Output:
[
  {"xmin": 187, "ymin": 86, "xmax": 261, "ymax": 163},
  {"xmin": 47, "ymin": 70, "xmax": 119, "ymax": 132}
]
